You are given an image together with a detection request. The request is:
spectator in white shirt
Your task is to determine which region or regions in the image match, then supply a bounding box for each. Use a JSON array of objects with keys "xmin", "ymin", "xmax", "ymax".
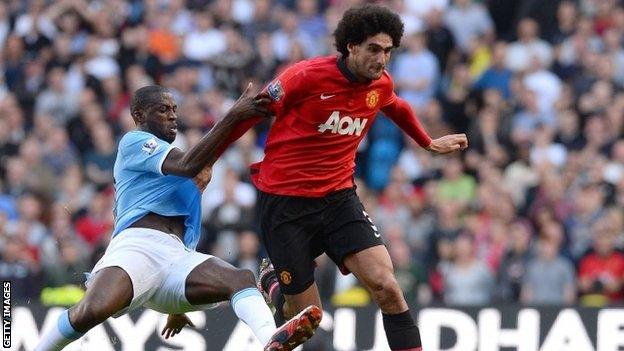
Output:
[{"xmin": 506, "ymin": 18, "xmax": 553, "ymax": 72}]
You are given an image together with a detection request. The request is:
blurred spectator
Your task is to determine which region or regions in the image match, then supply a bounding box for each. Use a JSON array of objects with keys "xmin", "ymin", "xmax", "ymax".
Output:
[
  {"xmin": 578, "ymin": 218, "xmax": 624, "ymax": 305},
  {"xmin": 296, "ymin": 0, "xmax": 327, "ymax": 57},
  {"xmin": 393, "ymin": 32, "xmax": 439, "ymax": 112},
  {"xmin": 521, "ymin": 238, "xmax": 576, "ymax": 304},
  {"xmin": 444, "ymin": 0, "xmax": 494, "ymax": 53},
  {"xmin": 550, "ymin": 1, "xmax": 578, "ymax": 45},
  {"xmin": 505, "ymin": 18, "xmax": 553, "ymax": 72},
  {"xmin": 146, "ymin": 7, "xmax": 181, "ymax": 64},
  {"xmin": 74, "ymin": 189, "xmax": 113, "ymax": 248},
  {"xmin": 436, "ymin": 156, "xmax": 476, "ymax": 206},
  {"xmin": 83, "ymin": 121, "xmax": 116, "ymax": 187},
  {"xmin": 271, "ymin": 11, "xmax": 313, "ymax": 61},
  {"xmin": 442, "ymin": 234, "xmax": 494, "ymax": 305},
  {"xmin": 235, "ymin": 230, "xmax": 261, "ymax": 277},
  {"xmin": 43, "ymin": 126, "xmax": 79, "ymax": 176},
  {"xmin": 405, "ymin": 0, "xmax": 449, "ymax": 19},
  {"xmin": 43, "ymin": 237, "xmax": 90, "ymax": 288},
  {"xmin": 529, "ymin": 126, "xmax": 567, "ymax": 168},
  {"xmin": 495, "ymin": 220, "xmax": 533, "ymax": 302},
  {"xmin": 0, "ymin": 236, "xmax": 41, "ymax": 301},
  {"xmin": 387, "ymin": 225, "xmax": 425, "ymax": 304},
  {"xmin": 566, "ymin": 183, "xmax": 607, "ymax": 260},
  {"xmin": 211, "ymin": 27, "xmax": 255, "ymax": 93},
  {"xmin": 17, "ymin": 137, "xmax": 58, "ymax": 198},
  {"xmin": 35, "ymin": 66, "xmax": 80, "ymax": 125},
  {"xmin": 183, "ymin": 11, "xmax": 226, "ymax": 62},
  {"xmin": 425, "ymin": 9, "xmax": 455, "ymax": 73},
  {"xmin": 474, "ymin": 42, "xmax": 513, "ymax": 98},
  {"xmin": 200, "ymin": 169, "xmax": 256, "ymax": 255}
]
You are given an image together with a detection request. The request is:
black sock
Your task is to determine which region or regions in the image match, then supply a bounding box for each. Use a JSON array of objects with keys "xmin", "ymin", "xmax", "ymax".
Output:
[
  {"xmin": 272, "ymin": 290, "xmax": 287, "ymax": 326},
  {"xmin": 382, "ymin": 310, "xmax": 422, "ymax": 350},
  {"xmin": 261, "ymin": 271, "xmax": 287, "ymax": 326}
]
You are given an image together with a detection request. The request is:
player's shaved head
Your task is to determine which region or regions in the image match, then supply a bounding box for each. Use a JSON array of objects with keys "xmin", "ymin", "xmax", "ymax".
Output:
[
  {"xmin": 334, "ymin": 5, "xmax": 404, "ymax": 57},
  {"xmin": 130, "ymin": 85, "xmax": 170, "ymax": 116}
]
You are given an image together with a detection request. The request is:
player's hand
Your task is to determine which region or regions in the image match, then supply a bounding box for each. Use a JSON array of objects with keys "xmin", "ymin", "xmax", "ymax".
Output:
[
  {"xmin": 426, "ymin": 133, "xmax": 468, "ymax": 154},
  {"xmin": 161, "ymin": 313, "xmax": 195, "ymax": 339},
  {"xmin": 193, "ymin": 165, "xmax": 212, "ymax": 191},
  {"xmin": 228, "ymin": 82, "xmax": 271, "ymax": 121}
]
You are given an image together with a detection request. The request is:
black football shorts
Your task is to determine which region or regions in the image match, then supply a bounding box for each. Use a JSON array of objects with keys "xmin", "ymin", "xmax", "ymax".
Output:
[{"xmin": 257, "ymin": 187, "xmax": 384, "ymax": 295}]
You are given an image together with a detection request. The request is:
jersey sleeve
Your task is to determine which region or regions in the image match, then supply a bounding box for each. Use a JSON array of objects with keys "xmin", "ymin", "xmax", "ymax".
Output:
[
  {"xmin": 119, "ymin": 132, "xmax": 174, "ymax": 175},
  {"xmin": 265, "ymin": 62, "xmax": 308, "ymax": 116},
  {"xmin": 381, "ymin": 98, "xmax": 432, "ymax": 148}
]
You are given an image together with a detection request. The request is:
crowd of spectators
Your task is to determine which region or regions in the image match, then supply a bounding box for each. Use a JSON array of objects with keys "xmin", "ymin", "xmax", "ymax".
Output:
[{"xmin": 1, "ymin": 0, "xmax": 623, "ymax": 308}]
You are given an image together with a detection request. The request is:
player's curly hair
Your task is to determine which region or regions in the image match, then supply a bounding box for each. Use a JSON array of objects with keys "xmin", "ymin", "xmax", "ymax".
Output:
[{"xmin": 333, "ymin": 5, "xmax": 404, "ymax": 57}]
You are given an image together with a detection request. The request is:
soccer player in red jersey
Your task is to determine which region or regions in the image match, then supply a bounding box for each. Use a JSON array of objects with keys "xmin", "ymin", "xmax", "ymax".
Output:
[{"xmin": 217, "ymin": 5, "xmax": 468, "ymax": 350}]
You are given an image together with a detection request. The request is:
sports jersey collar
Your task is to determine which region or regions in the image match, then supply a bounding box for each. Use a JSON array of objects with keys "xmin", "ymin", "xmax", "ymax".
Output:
[{"xmin": 337, "ymin": 56, "xmax": 363, "ymax": 84}]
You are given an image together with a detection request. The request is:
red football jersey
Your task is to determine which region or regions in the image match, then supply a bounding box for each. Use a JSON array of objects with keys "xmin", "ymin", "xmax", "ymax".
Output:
[{"xmin": 247, "ymin": 55, "xmax": 430, "ymax": 197}]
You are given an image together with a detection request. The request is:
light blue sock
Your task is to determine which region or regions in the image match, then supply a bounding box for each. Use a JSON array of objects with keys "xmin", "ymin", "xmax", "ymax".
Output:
[
  {"xmin": 35, "ymin": 310, "xmax": 85, "ymax": 351},
  {"xmin": 231, "ymin": 287, "xmax": 276, "ymax": 345}
]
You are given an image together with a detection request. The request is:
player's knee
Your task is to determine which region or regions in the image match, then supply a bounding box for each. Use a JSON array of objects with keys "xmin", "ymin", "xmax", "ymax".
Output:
[{"xmin": 367, "ymin": 271, "xmax": 402, "ymax": 301}]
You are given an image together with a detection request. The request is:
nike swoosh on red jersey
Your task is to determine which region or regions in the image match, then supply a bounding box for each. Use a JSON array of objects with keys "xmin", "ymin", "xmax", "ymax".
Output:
[{"xmin": 320, "ymin": 93, "xmax": 336, "ymax": 100}]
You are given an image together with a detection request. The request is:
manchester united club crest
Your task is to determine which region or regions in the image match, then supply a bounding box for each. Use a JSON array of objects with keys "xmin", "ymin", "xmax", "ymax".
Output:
[
  {"xmin": 366, "ymin": 90, "xmax": 379, "ymax": 109},
  {"xmin": 280, "ymin": 271, "xmax": 292, "ymax": 285}
]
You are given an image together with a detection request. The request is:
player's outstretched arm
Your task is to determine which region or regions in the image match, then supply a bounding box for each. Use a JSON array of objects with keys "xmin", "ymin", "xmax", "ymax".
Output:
[
  {"xmin": 381, "ymin": 96, "xmax": 432, "ymax": 147},
  {"xmin": 425, "ymin": 133, "xmax": 469, "ymax": 154},
  {"xmin": 381, "ymin": 96, "xmax": 468, "ymax": 154},
  {"xmin": 162, "ymin": 83, "xmax": 270, "ymax": 178}
]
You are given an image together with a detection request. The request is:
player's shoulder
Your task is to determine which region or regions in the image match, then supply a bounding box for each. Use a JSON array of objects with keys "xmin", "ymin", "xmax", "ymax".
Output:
[
  {"xmin": 118, "ymin": 130, "xmax": 165, "ymax": 153},
  {"xmin": 284, "ymin": 56, "xmax": 338, "ymax": 77},
  {"xmin": 301, "ymin": 55, "xmax": 339, "ymax": 75},
  {"xmin": 120, "ymin": 130, "xmax": 154, "ymax": 145}
]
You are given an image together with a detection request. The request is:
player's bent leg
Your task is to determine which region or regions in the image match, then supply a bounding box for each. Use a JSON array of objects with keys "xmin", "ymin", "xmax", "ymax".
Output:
[
  {"xmin": 181, "ymin": 255, "xmax": 320, "ymax": 350},
  {"xmin": 182, "ymin": 256, "xmax": 275, "ymax": 344},
  {"xmin": 35, "ymin": 267, "xmax": 133, "ymax": 351},
  {"xmin": 184, "ymin": 256, "xmax": 257, "ymax": 304},
  {"xmin": 344, "ymin": 245, "xmax": 422, "ymax": 351}
]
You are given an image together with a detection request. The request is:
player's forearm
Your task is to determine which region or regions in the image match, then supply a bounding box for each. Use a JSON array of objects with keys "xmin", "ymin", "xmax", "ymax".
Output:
[
  {"xmin": 213, "ymin": 116, "xmax": 263, "ymax": 162},
  {"xmin": 178, "ymin": 114, "xmax": 241, "ymax": 176},
  {"xmin": 381, "ymin": 97, "xmax": 432, "ymax": 147}
]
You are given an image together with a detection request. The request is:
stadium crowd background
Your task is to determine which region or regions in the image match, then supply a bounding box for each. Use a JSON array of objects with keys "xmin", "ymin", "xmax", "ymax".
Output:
[{"xmin": 0, "ymin": 0, "xmax": 623, "ymax": 309}]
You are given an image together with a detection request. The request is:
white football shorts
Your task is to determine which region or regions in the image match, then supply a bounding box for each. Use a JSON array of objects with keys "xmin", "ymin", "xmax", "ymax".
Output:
[{"xmin": 85, "ymin": 227, "xmax": 218, "ymax": 317}]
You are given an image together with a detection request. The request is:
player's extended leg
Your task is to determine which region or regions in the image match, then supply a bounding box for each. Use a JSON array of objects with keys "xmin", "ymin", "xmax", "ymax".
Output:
[
  {"xmin": 35, "ymin": 267, "xmax": 133, "ymax": 351},
  {"xmin": 343, "ymin": 245, "xmax": 422, "ymax": 351},
  {"xmin": 185, "ymin": 257, "xmax": 320, "ymax": 350}
]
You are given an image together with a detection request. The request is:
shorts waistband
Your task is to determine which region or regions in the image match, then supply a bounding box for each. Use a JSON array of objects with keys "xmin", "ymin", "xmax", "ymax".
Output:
[{"xmin": 118, "ymin": 227, "xmax": 184, "ymax": 244}]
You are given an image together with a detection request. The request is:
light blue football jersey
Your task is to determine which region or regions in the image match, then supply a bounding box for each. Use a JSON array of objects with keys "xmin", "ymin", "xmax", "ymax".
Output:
[{"xmin": 112, "ymin": 130, "xmax": 202, "ymax": 249}]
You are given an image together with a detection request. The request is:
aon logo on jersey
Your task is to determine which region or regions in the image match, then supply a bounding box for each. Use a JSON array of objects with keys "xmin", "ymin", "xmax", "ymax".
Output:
[{"xmin": 317, "ymin": 111, "xmax": 368, "ymax": 136}]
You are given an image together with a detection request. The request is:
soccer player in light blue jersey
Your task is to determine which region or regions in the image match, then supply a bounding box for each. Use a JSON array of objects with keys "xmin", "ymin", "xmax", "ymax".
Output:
[{"xmin": 35, "ymin": 85, "xmax": 321, "ymax": 351}]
